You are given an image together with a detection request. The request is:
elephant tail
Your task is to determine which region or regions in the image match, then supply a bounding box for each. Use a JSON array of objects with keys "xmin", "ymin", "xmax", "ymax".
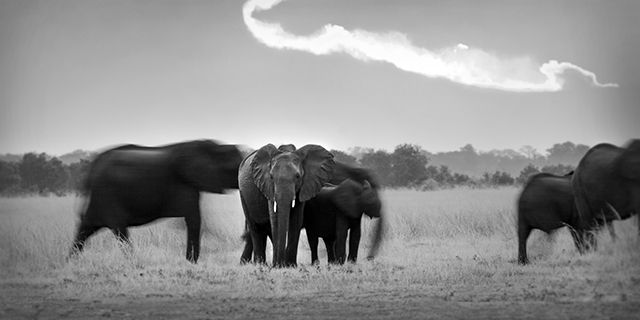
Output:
[{"xmin": 367, "ymin": 217, "xmax": 384, "ymax": 261}]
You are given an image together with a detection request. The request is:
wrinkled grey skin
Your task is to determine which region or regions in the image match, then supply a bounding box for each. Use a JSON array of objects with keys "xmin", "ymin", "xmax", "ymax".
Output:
[
  {"xmin": 239, "ymin": 144, "xmax": 335, "ymax": 267},
  {"xmin": 517, "ymin": 172, "xmax": 582, "ymax": 265},
  {"xmin": 69, "ymin": 140, "xmax": 243, "ymax": 263},
  {"xmin": 572, "ymin": 140, "xmax": 640, "ymax": 250},
  {"xmin": 303, "ymin": 178, "xmax": 382, "ymax": 264}
]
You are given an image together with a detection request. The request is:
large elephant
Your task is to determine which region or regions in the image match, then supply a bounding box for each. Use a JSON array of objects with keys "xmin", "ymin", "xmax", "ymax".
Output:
[
  {"xmin": 517, "ymin": 172, "xmax": 583, "ymax": 264},
  {"xmin": 69, "ymin": 140, "xmax": 243, "ymax": 263},
  {"xmin": 239, "ymin": 144, "xmax": 335, "ymax": 267},
  {"xmin": 303, "ymin": 178, "xmax": 382, "ymax": 264},
  {"xmin": 572, "ymin": 139, "xmax": 640, "ymax": 249}
]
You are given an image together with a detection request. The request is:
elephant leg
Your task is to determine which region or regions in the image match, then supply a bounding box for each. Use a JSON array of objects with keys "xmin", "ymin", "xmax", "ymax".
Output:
[
  {"xmin": 69, "ymin": 224, "xmax": 101, "ymax": 257},
  {"xmin": 185, "ymin": 213, "xmax": 202, "ymax": 263},
  {"xmin": 111, "ymin": 227, "xmax": 133, "ymax": 257},
  {"xmin": 240, "ymin": 229, "xmax": 254, "ymax": 264},
  {"xmin": 285, "ymin": 207, "xmax": 304, "ymax": 267},
  {"xmin": 335, "ymin": 219, "xmax": 349, "ymax": 265},
  {"xmin": 250, "ymin": 226, "xmax": 268, "ymax": 265},
  {"xmin": 306, "ymin": 231, "xmax": 320, "ymax": 265},
  {"xmin": 517, "ymin": 224, "xmax": 532, "ymax": 265},
  {"xmin": 347, "ymin": 222, "xmax": 361, "ymax": 263}
]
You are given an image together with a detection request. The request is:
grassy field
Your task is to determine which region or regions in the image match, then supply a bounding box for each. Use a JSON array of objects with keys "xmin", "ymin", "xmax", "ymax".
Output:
[{"xmin": 1, "ymin": 188, "xmax": 639, "ymax": 319}]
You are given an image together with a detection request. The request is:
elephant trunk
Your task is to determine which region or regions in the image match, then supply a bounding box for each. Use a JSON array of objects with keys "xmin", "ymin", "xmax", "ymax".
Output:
[
  {"xmin": 271, "ymin": 188, "xmax": 295, "ymax": 267},
  {"xmin": 367, "ymin": 216, "xmax": 384, "ymax": 260}
]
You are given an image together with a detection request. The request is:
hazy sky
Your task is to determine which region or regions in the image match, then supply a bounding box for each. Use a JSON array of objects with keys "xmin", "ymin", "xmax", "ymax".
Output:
[{"xmin": 1, "ymin": 0, "xmax": 638, "ymax": 156}]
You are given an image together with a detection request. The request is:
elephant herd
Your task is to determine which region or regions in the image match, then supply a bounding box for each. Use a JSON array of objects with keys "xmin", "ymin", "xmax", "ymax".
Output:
[
  {"xmin": 68, "ymin": 139, "xmax": 639, "ymax": 267},
  {"xmin": 69, "ymin": 141, "xmax": 382, "ymax": 266},
  {"xmin": 517, "ymin": 140, "xmax": 640, "ymax": 264}
]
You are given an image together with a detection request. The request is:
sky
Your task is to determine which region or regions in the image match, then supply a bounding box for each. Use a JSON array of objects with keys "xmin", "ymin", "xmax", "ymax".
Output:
[{"xmin": 1, "ymin": 0, "xmax": 638, "ymax": 156}]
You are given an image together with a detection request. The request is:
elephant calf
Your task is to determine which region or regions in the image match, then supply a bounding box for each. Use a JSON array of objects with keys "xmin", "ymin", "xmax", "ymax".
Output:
[
  {"xmin": 303, "ymin": 179, "xmax": 382, "ymax": 264},
  {"xmin": 517, "ymin": 172, "xmax": 586, "ymax": 264}
]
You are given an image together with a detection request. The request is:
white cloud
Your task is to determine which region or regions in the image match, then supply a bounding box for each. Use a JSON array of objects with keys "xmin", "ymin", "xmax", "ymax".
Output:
[{"xmin": 243, "ymin": 0, "xmax": 618, "ymax": 92}]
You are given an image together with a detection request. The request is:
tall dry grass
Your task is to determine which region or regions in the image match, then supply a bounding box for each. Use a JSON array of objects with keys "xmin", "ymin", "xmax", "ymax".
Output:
[{"xmin": 0, "ymin": 188, "xmax": 638, "ymax": 300}]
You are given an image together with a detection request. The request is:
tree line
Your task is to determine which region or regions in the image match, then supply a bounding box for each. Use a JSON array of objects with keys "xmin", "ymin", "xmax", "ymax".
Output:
[
  {"xmin": 0, "ymin": 141, "xmax": 586, "ymax": 196},
  {"xmin": 0, "ymin": 153, "xmax": 91, "ymax": 196},
  {"xmin": 330, "ymin": 141, "xmax": 583, "ymax": 190}
]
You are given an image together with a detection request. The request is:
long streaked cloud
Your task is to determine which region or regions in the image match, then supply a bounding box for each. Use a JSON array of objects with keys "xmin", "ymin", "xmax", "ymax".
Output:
[{"xmin": 243, "ymin": 0, "xmax": 618, "ymax": 92}]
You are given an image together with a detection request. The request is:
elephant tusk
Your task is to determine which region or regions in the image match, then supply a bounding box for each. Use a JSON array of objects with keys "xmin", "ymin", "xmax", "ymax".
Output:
[{"xmin": 273, "ymin": 201, "xmax": 277, "ymax": 213}]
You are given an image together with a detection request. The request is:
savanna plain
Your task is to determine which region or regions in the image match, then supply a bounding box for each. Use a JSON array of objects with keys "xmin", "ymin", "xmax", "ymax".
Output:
[{"xmin": 1, "ymin": 188, "xmax": 639, "ymax": 319}]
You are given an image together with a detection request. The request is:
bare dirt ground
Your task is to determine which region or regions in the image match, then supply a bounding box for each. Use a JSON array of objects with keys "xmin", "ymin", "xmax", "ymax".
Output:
[{"xmin": 2, "ymin": 282, "xmax": 639, "ymax": 320}]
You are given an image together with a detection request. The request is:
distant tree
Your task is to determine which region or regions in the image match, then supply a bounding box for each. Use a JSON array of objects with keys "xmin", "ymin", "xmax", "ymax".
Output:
[
  {"xmin": 0, "ymin": 153, "xmax": 23, "ymax": 163},
  {"xmin": 330, "ymin": 149, "xmax": 357, "ymax": 166},
  {"xmin": 546, "ymin": 141, "xmax": 589, "ymax": 165},
  {"xmin": 0, "ymin": 160, "xmax": 21, "ymax": 193},
  {"xmin": 58, "ymin": 149, "xmax": 95, "ymax": 165},
  {"xmin": 453, "ymin": 172, "xmax": 471, "ymax": 185},
  {"xmin": 390, "ymin": 144, "xmax": 429, "ymax": 187},
  {"xmin": 541, "ymin": 164, "xmax": 575, "ymax": 176},
  {"xmin": 18, "ymin": 153, "xmax": 68, "ymax": 195},
  {"xmin": 67, "ymin": 159, "xmax": 92, "ymax": 193},
  {"xmin": 482, "ymin": 172, "xmax": 492, "ymax": 185},
  {"xmin": 516, "ymin": 163, "xmax": 541, "ymax": 185},
  {"xmin": 433, "ymin": 165, "xmax": 453, "ymax": 185},
  {"xmin": 425, "ymin": 165, "xmax": 439, "ymax": 180},
  {"xmin": 43, "ymin": 157, "xmax": 68, "ymax": 194},
  {"xmin": 519, "ymin": 145, "xmax": 542, "ymax": 160},
  {"xmin": 19, "ymin": 153, "xmax": 49, "ymax": 192},
  {"xmin": 347, "ymin": 146, "xmax": 374, "ymax": 162},
  {"xmin": 422, "ymin": 164, "xmax": 471, "ymax": 188},
  {"xmin": 491, "ymin": 171, "xmax": 514, "ymax": 186},
  {"xmin": 360, "ymin": 149, "xmax": 393, "ymax": 186}
]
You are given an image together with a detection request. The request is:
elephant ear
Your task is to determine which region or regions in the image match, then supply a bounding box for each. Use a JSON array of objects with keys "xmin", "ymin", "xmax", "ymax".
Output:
[
  {"xmin": 618, "ymin": 139, "xmax": 640, "ymax": 180},
  {"xmin": 296, "ymin": 145, "xmax": 335, "ymax": 202},
  {"xmin": 333, "ymin": 179, "xmax": 364, "ymax": 219},
  {"xmin": 250, "ymin": 144, "xmax": 281, "ymax": 201}
]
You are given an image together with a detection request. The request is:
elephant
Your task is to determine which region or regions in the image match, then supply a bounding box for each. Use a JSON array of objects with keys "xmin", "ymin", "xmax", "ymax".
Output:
[
  {"xmin": 239, "ymin": 144, "xmax": 335, "ymax": 267},
  {"xmin": 328, "ymin": 161, "xmax": 384, "ymax": 260},
  {"xmin": 517, "ymin": 172, "xmax": 584, "ymax": 264},
  {"xmin": 572, "ymin": 139, "xmax": 640, "ymax": 250},
  {"xmin": 303, "ymin": 178, "xmax": 382, "ymax": 264},
  {"xmin": 239, "ymin": 160, "xmax": 384, "ymax": 265},
  {"xmin": 69, "ymin": 140, "xmax": 243, "ymax": 263}
]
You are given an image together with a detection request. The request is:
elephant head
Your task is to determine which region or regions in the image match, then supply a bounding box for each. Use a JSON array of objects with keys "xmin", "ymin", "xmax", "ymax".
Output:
[
  {"xmin": 175, "ymin": 140, "xmax": 243, "ymax": 193},
  {"xmin": 250, "ymin": 143, "xmax": 335, "ymax": 266},
  {"xmin": 333, "ymin": 179, "xmax": 382, "ymax": 220},
  {"xmin": 616, "ymin": 139, "xmax": 640, "ymax": 182},
  {"xmin": 615, "ymin": 139, "xmax": 640, "ymax": 222},
  {"xmin": 573, "ymin": 139, "xmax": 640, "ymax": 250}
]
